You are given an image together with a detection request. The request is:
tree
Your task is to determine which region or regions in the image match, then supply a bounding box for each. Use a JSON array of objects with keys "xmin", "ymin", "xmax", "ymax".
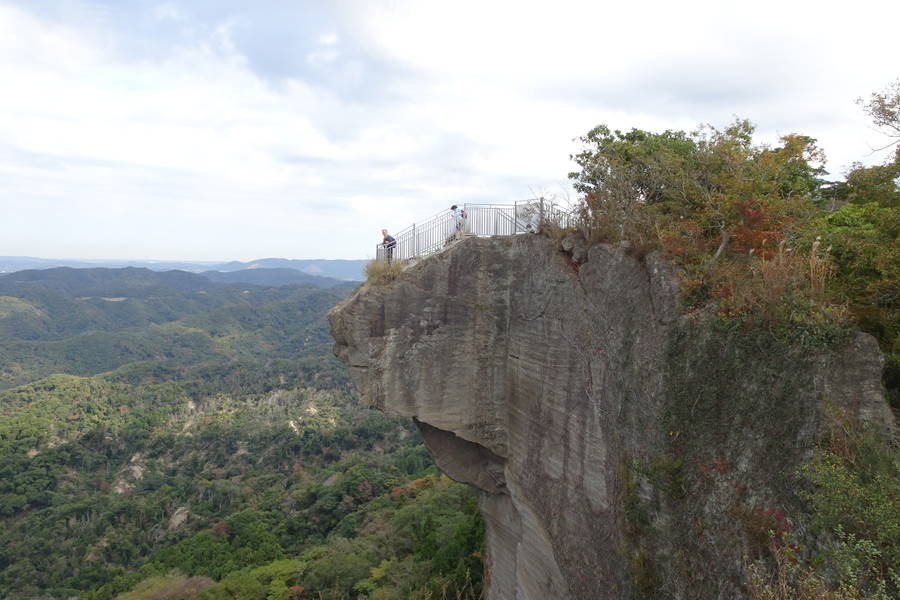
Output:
[
  {"xmin": 858, "ymin": 79, "xmax": 900, "ymax": 152},
  {"xmin": 568, "ymin": 119, "xmax": 827, "ymax": 261},
  {"xmin": 828, "ymin": 161, "xmax": 900, "ymax": 208}
]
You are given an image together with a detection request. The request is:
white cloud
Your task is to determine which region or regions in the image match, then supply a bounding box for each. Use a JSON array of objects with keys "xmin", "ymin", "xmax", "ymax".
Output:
[
  {"xmin": 305, "ymin": 48, "xmax": 339, "ymax": 66},
  {"xmin": 151, "ymin": 2, "xmax": 185, "ymax": 23},
  {"xmin": 0, "ymin": 0, "xmax": 898, "ymax": 261}
]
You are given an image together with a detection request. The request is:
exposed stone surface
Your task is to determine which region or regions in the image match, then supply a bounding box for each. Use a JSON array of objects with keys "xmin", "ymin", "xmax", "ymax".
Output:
[
  {"xmin": 329, "ymin": 234, "xmax": 892, "ymax": 600},
  {"xmin": 167, "ymin": 506, "xmax": 190, "ymax": 531}
]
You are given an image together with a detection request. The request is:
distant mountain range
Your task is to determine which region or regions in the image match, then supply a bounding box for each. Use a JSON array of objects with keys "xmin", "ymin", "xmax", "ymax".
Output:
[
  {"xmin": 208, "ymin": 258, "xmax": 367, "ymax": 281},
  {"xmin": 201, "ymin": 267, "xmax": 345, "ymax": 288},
  {"xmin": 0, "ymin": 256, "xmax": 218, "ymax": 273},
  {"xmin": 0, "ymin": 256, "xmax": 367, "ymax": 281},
  {"xmin": 0, "ymin": 264, "xmax": 356, "ymax": 293},
  {"xmin": 0, "ymin": 266, "xmax": 221, "ymax": 297}
]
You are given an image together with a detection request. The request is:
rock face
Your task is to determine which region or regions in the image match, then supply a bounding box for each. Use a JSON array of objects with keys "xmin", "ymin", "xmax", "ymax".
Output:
[{"xmin": 328, "ymin": 235, "xmax": 892, "ymax": 600}]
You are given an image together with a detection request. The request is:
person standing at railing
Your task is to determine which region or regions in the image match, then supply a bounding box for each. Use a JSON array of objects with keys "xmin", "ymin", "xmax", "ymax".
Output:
[
  {"xmin": 381, "ymin": 229, "xmax": 397, "ymax": 263},
  {"xmin": 450, "ymin": 205, "xmax": 467, "ymax": 241}
]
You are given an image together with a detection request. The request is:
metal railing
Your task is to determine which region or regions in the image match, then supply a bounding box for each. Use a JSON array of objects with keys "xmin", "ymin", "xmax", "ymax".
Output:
[{"xmin": 376, "ymin": 199, "xmax": 576, "ymax": 262}]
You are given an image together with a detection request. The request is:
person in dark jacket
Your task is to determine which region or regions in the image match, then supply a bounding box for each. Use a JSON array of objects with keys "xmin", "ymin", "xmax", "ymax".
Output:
[{"xmin": 381, "ymin": 229, "xmax": 396, "ymax": 263}]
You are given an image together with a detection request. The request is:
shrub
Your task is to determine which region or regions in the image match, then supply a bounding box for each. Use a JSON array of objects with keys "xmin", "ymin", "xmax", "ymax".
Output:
[
  {"xmin": 363, "ymin": 260, "xmax": 406, "ymax": 285},
  {"xmin": 801, "ymin": 432, "xmax": 899, "ymax": 572},
  {"xmin": 568, "ymin": 88, "xmax": 899, "ymax": 395},
  {"xmin": 817, "ymin": 202, "xmax": 900, "ymax": 406},
  {"xmin": 745, "ymin": 410, "xmax": 899, "ymax": 600},
  {"xmin": 795, "ymin": 413, "xmax": 899, "ymax": 598},
  {"xmin": 567, "ymin": 119, "xmax": 866, "ymax": 353}
]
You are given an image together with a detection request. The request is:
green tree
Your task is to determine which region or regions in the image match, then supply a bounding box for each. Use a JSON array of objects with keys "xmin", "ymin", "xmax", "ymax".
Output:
[{"xmin": 828, "ymin": 161, "xmax": 900, "ymax": 208}]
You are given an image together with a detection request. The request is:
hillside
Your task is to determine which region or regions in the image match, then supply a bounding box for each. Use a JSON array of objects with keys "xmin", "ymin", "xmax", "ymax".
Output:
[
  {"xmin": 208, "ymin": 259, "xmax": 366, "ymax": 281},
  {"xmin": 0, "ymin": 268, "xmax": 483, "ymax": 600},
  {"xmin": 200, "ymin": 268, "xmax": 346, "ymax": 288},
  {"xmin": 0, "ymin": 268, "xmax": 350, "ymax": 388}
]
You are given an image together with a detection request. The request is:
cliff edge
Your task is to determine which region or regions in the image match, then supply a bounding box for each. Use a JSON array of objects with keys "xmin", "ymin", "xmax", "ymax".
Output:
[{"xmin": 328, "ymin": 234, "xmax": 892, "ymax": 600}]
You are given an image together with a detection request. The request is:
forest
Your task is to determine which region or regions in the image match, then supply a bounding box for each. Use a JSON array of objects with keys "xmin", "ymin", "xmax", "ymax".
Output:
[{"xmin": 0, "ymin": 271, "xmax": 483, "ymax": 600}]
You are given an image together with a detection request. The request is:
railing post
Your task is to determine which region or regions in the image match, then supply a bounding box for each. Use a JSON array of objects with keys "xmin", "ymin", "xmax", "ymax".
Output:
[{"xmin": 412, "ymin": 223, "xmax": 417, "ymax": 259}]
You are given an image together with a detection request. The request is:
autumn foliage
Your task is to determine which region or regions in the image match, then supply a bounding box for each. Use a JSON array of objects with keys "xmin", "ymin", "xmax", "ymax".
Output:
[
  {"xmin": 569, "ymin": 83, "xmax": 900, "ymax": 598},
  {"xmin": 568, "ymin": 119, "xmax": 845, "ymax": 336}
]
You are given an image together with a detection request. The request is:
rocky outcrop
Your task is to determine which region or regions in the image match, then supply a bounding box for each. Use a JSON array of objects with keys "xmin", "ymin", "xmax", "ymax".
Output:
[{"xmin": 328, "ymin": 234, "xmax": 892, "ymax": 600}]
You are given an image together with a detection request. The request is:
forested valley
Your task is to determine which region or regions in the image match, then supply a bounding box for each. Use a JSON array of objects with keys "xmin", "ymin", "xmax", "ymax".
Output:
[{"xmin": 0, "ymin": 269, "xmax": 483, "ymax": 600}]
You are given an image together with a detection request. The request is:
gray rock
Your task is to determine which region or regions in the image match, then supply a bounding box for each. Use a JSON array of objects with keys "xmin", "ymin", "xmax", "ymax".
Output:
[
  {"xmin": 329, "ymin": 235, "xmax": 891, "ymax": 600},
  {"xmin": 560, "ymin": 232, "xmax": 589, "ymax": 264}
]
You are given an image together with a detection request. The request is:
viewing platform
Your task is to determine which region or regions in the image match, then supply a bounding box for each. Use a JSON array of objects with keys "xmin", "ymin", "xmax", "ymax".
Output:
[{"xmin": 376, "ymin": 199, "xmax": 574, "ymax": 262}]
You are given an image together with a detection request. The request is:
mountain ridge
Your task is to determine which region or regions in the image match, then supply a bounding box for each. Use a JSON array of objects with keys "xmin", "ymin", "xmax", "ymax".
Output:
[{"xmin": 0, "ymin": 256, "xmax": 367, "ymax": 281}]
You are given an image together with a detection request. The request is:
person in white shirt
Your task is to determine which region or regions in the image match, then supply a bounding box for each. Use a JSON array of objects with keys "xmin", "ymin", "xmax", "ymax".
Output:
[{"xmin": 450, "ymin": 205, "xmax": 467, "ymax": 240}]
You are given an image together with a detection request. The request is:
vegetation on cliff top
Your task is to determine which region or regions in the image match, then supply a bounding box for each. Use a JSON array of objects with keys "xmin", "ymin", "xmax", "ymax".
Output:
[
  {"xmin": 568, "ymin": 79, "xmax": 900, "ymax": 409},
  {"xmin": 570, "ymin": 81, "xmax": 900, "ymax": 599},
  {"xmin": 363, "ymin": 260, "xmax": 407, "ymax": 286}
]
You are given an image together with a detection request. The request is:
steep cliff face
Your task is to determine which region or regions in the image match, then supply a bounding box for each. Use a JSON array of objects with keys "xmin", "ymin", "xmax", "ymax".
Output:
[{"xmin": 328, "ymin": 235, "xmax": 892, "ymax": 600}]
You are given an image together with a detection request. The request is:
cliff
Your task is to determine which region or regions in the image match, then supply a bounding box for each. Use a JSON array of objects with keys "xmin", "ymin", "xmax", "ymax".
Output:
[{"xmin": 328, "ymin": 234, "xmax": 893, "ymax": 599}]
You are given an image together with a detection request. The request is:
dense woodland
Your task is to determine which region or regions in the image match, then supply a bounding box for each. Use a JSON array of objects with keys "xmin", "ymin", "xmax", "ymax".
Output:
[{"xmin": 0, "ymin": 271, "xmax": 483, "ymax": 600}]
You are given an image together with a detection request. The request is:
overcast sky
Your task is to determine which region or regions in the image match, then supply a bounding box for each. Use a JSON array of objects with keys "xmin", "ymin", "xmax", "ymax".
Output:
[{"xmin": 1, "ymin": 0, "xmax": 898, "ymax": 261}]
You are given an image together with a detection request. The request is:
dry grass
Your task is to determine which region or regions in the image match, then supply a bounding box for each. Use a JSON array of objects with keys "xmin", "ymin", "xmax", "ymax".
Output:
[
  {"xmin": 575, "ymin": 195, "xmax": 662, "ymax": 258},
  {"xmin": 808, "ymin": 236, "xmax": 833, "ymax": 302},
  {"xmin": 710, "ymin": 241, "xmax": 848, "ymax": 327},
  {"xmin": 748, "ymin": 559, "xmax": 846, "ymax": 600},
  {"xmin": 720, "ymin": 244, "xmax": 803, "ymax": 318},
  {"xmin": 538, "ymin": 220, "xmax": 576, "ymax": 240},
  {"xmin": 818, "ymin": 402, "xmax": 857, "ymax": 462},
  {"xmin": 364, "ymin": 259, "xmax": 406, "ymax": 285},
  {"xmin": 746, "ymin": 540, "xmax": 871, "ymax": 600}
]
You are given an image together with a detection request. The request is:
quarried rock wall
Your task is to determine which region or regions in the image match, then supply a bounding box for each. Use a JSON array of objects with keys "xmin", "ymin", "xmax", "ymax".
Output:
[{"xmin": 328, "ymin": 234, "xmax": 891, "ymax": 599}]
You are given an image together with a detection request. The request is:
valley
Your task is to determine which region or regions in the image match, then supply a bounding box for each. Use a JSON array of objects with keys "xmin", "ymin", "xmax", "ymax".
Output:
[{"xmin": 0, "ymin": 268, "xmax": 483, "ymax": 600}]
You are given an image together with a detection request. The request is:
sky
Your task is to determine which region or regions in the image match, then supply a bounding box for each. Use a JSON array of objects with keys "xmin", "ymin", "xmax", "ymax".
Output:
[{"xmin": 1, "ymin": 0, "xmax": 898, "ymax": 261}]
